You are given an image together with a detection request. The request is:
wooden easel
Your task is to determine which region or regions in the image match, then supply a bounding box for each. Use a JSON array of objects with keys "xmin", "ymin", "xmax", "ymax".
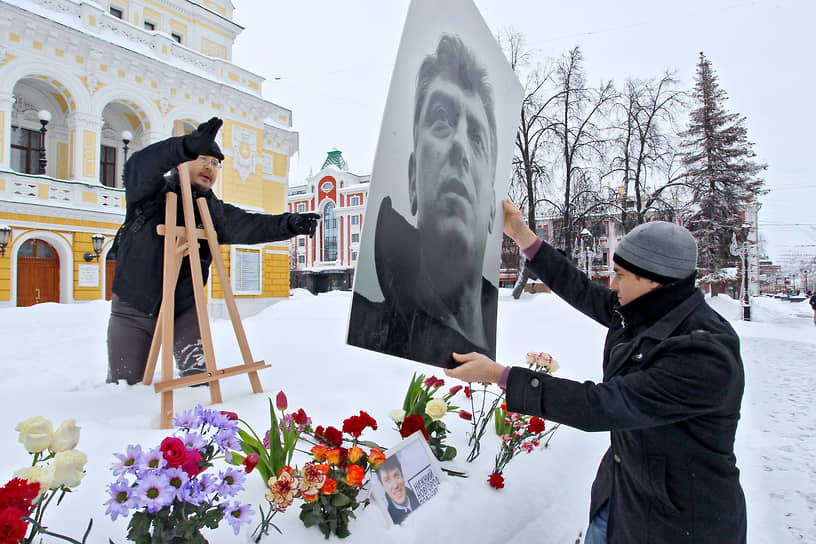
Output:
[{"xmin": 143, "ymin": 120, "xmax": 270, "ymax": 428}]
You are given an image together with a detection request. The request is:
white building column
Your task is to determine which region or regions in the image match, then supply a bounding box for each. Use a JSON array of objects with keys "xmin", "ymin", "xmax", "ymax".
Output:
[
  {"xmin": 66, "ymin": 111, "xmax": 103, "ymax": 184},
  {"xmin": 0, "ymin": 92, "xmax": 13, "ymax": 170}
]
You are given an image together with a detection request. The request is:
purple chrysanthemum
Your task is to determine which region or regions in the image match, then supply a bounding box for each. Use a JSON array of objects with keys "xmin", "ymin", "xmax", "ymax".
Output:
[
  {"xmin": 111, "ymin": 444, "xmax": 143, "ymax": 476},
  {"xmin": 134, "ymin": 472, "xmax": 174, "ymax": 513},
  {"xmin": 179, "ymin": 431, "xmax": 206, "ymax": 451},
  {"xmin": 163, "ymin": 466, "xmax": 190, "ymax": 501},
  {"xmin": 218, "ymin": 467, "xmax": 246, "ymax": 497},
  {"xmin": 224, "ymin": 501, "xmax": 253, "ymax": 535},
  {"xmin": 173, "ymin": 408, "xmax": 201, "ymax": 431},
  {"xmin": 104, "ymin": 478, "xmax": 135, "ymax": 521},
  {"xmin": 138, "ymin": 446, "xmax": 166, "ymax": 472}
]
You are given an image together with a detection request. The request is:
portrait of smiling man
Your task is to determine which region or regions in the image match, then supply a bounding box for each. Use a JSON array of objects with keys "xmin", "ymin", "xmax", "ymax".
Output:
[{"xmin": 348, "ymin": 33, "xmax": 500, "ymax": 368}]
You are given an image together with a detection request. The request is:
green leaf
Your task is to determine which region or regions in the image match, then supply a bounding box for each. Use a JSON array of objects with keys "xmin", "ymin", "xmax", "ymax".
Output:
[
  {"xmin": 441, "ymin": 445, "xmax": 457, "ymax": 462},
  {"xmin": 331, "ymin": 493, "xmax": 353, "ymax": 507}
]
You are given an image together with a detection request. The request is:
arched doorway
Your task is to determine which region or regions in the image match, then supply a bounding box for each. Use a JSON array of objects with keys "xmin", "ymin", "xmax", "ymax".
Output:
[{"xmin": 17, "ymin": 239, "xmax": 60, "ymax": 306}]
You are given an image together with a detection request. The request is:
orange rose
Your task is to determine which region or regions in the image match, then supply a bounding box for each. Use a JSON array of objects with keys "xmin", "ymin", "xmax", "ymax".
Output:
[
  {"xmin": 326, "ymin": 448, "xmax": 342, "ymax": 466},
  {"xmin": 346, "ymin": 464, "xmax": 365, "ymax": 487},
  {"xmin": 320, "ymin": 477, "xmax": 337, "ymax": 494},
  {"xmin": 368, "ymin": 447, "xmax": 386, "ymax": 468},
  {"xmin": 311, "ymin": 445, "xmax": 328, "ymax": 462},
  {"xmin": 347, "ymin": 446, "xmax": 364, "ymax": 464},
  {"xmin": 315, "ymin": 463, "xmax": 330, "ymax": 474}
]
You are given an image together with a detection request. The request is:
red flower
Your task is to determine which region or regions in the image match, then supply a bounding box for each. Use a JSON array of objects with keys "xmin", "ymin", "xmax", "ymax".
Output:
[
  {"xmin": 292, "ymin": 408, "xmax": 309, "ymax": 426},
  {"xmin": 320, "ymin": 478, "xmax": 337, "ymax": 495},
  {"xmin": 219, "ymin": 411, "xmax": 238, "ymax": 421},
  {"xmin": 359, "ymin": 410, "xmax": 378, "ymax": 431},
  {"xmin": 448, "ymin": 385, "xmax": 463, "ymax": 396},
  {"xmin": 275, "ymin": 391, "xmax": 288, "ymax": 411},
  {"xmin": 242, "ymin": 453, "xmax": 260, "ymax": 473},
  {"xmin": 160, "ymin": 437, "xmax": 188, "ymax": 468},
  {"xmin": 458, "ymin": 410, "xmax": 473, "ymax": 421},
  {"xmin": 399, "ymin": 414, "xmax": 429, "ymax": 440},
  {"xmin": 0, "ymin": 506, "xmax": 29, "ymax": 543},
  {"xmin": 311, "ymin": 445, "xmax": 328, "ymax": 462},
  {"xmin": 316, "ymin": 426, "xmax": 343, "ymax": 447},
  {"xmin": 0, "ymin": 478, "xmax": 39, "ymax": 510},
  {"xmin": 464, "ymin": 386, "xmax": 471, "ymax": 399},
  {"xmin": 346, "ymin": 465, "xmax": 365, "ymax": 487},
  {"xmin": 342, "ymin": 415, "xmax": 365, "ymax": 438},
  {"xmin": 181, "ymin": 449, "xmax": 204, "ymax": 478},
  {"xmin": 527, "ymin": 417, "xmax": 546, "ymax": 434},
  {"xmin": 488, "ymin": 472, "xmax": 505, "ymax": 489}
]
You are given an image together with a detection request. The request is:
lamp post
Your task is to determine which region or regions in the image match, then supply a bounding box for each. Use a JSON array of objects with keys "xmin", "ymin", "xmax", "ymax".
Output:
[
  {"xmin": 122, "ymin": 130, "xmax": 132, "ymax": 163},
  {"xmin": 740, "ymin": 223, "xmax": 751, "ymax": 321},
  {"xmin": 580, "ymin": 228, "xmax": 593, "ymax": 279},
  {"xmin": 0, "ymin": 224, "xmax": 10, "ymax": 257},
  {"xmin": 84, "ymin": 233, "xmax": 105, "ymax": 262},
  {"xmin": 38, "ymin": 109, "xmax": 51, "ymax": 175}
]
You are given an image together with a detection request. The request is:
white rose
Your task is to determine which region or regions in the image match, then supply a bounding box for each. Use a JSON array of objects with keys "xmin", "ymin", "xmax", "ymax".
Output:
[
  {"xmin": 52, "ymin": 450, "xmax": 87, "ymax": 488},
  {"xmin": 424, "ymin": 399, "xmax": 448, "ymax": 421},
  {"xmin": 15, "ymin": 416, "xmax": 54, "ymax": 453},
  {"xmin": 15, "ymin": 464, "xmax": 56, "ymax": 494},
  {"xmin": 389, "ymin": 409, "xmax": 406, "ymax": 424},
  {"xmin": 548, "ymin": 357, "xmax": 560, "ymax": 374},
  {"xmin": 51, "ymin": 419, "xmax": 81, "ymax": 452}
]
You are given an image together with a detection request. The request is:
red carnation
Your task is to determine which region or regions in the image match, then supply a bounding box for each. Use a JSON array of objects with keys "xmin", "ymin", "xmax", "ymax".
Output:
[
  {"xmin": 0, "ymin": 506, "xmax": 29, "ymax": 543},
  {"xmin": 464, "ymin": 386, "xmax": 471, "ymax": 399},
  {"xmin": 527, "ymin": 417, "xmax": 546, "ymax": 434},
  {"xmin": 0, "ymin": 478, "xmax": 39, "ymax": 510},
  {"xmin": 160, "ymin": 437, "xmax": 188, "ymax": 468},
  {"xmin": 399, "ymin": 414, "xmax": 429, "ymax": 440},
  {"xmin": 342, "ymin": 415, "xmax": 366, "ymax": 438},
  {"xmin": 292, "ymin": 408, "xmax": 309, "ymax": 426},
  {"xmin": 488, "ymin": 472, "xmax": 505, "ymax": 489},
  {"xmin": 359, "ymin": 410, "xmax": 377, "ymax": 431},
  {"xmin": 317, "ymin": 426, "xmax": 343, "ymax": 447}
]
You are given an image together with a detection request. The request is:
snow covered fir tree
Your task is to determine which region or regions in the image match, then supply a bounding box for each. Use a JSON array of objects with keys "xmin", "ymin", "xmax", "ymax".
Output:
[{"xmin": 680, "ymin": 52, "xmax": 767, "ymax": 276}]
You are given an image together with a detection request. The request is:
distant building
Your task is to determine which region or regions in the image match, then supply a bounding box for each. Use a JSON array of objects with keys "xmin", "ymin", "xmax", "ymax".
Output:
[
  {"xmin": 286, "ymin": 150, "xmax": 369, "ymax": 293},
  {"xmin": 0, "ymin": 0, "xmax": 298, "ymax": 317}
]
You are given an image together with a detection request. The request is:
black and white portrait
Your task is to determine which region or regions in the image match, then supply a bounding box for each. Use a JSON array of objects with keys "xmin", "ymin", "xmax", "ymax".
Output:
[{"xmin": 347, "ymin": 0, "xmax": 523, "ymax": 368}]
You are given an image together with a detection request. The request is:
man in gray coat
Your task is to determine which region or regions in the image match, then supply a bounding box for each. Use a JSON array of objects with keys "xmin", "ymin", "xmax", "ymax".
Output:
[{"xmin": 447, "ymin": 200, "xmax": 746, "ymax": 543}]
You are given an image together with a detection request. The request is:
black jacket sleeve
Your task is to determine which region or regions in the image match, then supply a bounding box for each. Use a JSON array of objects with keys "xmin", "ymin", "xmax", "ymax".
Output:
[
  {"xmin": 525, "ymin": 240, "xmax": 618, "ymax": 328},
  {"xmin": 209, "ymin": 199, "xmax": 297, "ymax": 244},
  {"xmin": 124, "ymin": 136, "xmax": 194, "ymax": 205}
]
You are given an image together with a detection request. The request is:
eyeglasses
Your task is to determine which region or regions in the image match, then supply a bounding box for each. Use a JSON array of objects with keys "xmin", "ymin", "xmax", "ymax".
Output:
[{"xmin": 196, "ymin": 156, "xmax": 222, "ymax": 170}]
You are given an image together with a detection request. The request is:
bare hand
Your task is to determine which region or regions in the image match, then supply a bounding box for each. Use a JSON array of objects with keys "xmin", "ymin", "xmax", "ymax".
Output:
[
  {"xmin": 502, "ymin": 200, "xmax": 538, "ymax": 249},
  {"xmin": 445, "ymin": 352, "xmax": 505, "ymax": 384}
]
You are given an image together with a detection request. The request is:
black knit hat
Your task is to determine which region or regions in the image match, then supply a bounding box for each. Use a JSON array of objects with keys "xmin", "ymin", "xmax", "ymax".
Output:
[{"xmin": 613, "ymin": 221, "xmax": 697, "ymax": 284}]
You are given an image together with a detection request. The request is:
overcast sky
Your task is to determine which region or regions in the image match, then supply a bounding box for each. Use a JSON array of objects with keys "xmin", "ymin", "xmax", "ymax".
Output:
[{"xmin": 231, "ymin": 0, "xmax": 815, "ymax": 266}]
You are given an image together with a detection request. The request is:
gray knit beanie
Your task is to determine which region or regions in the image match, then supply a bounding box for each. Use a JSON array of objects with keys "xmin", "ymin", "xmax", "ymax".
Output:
[{"xmin": 612, "ymin": 221, "xmax": 698, "ymax": 284}]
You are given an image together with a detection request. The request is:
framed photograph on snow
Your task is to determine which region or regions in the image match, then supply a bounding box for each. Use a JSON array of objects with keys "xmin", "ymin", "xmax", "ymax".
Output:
[{"xmin": 370, "ymin": 432, "xmax": 444, "ymax": 525}]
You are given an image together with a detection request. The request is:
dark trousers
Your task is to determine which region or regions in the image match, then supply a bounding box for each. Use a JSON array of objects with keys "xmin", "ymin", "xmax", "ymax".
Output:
[{"xmin": 106, "ymin": 294, "xmax": 206, "ymax": 384}]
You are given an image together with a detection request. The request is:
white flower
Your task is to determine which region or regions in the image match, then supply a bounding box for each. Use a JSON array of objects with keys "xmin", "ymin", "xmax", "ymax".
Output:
[
  {"xmin": 389, "ymin": 409, "xmax": 406, "ymax": 424},
  {"xmin": 52, "ymin": 450, "xmax": 88, "ymax": 488},
  {"xmin": 15, "ymin": 416, "xmax": 54, "ymax": 453},
  {"xmin": 51, "ymin": 419, "xmax": 81, "ymax": 452},
  {"xmin": 424, "ymin": 399, "xmax": 448, "ymax": 421},
  {"xmin": 525, "ymin": 352, "xmax": 538, "ymax": 365},
  {"xmin": 15, "ymin": 464, "xmax": 56, "ymax": 495},
  {"xmin": 547, "ymin": 357, "xmax": 560, "ymax": 374}
]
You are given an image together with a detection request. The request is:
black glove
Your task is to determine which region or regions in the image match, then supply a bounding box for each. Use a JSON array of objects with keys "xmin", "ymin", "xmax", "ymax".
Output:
[
  {"xmin": 288, "ymin": 213, "xmax": 320, "ymax": 238},
  {"xmin": 182, "ymin": 117, "xmax": 223, "ymax": 158}
]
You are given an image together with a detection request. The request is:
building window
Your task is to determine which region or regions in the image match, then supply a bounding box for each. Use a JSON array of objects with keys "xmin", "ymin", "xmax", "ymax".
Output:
[
  {"xmin": 297, "ymin": 203, "xmax": 306, "ymax": 213},
  {"xmin": 298, "ymin": 237, "xmax": 305, "ymax": 247},
  {"xmin": 100, "ymin": 145, "xmax": 117, "ymax": 187},
  {"xmin": 322, "ymin": 201, "xmax": 337, "ymax": 262},
  {"xmin": 144, "ymin": 20, "xmax": 156, "ymax": 31},
  {"xmin": 231, "ymin": 247, "xmax": 262, "ymax": 295},
  {"xmin": 351, "ymin": 215, "xmax": 360, "ymax": 226},
  {"xmin": 171, "ymin": 32, "xmax": 183, "ymax": 44},
  {"xmin": 351, "ymin": 251, "xmax": 358, "ymax": 261},
  {"xmin": 351, "ymin": 233, "xmax": 359, "ymax": 243},
  {"xmin": 602, "ymin": 249, "xmax": 609, "ymax": 267},
  {"xmin": 109, "ymin": 6, "xmax": 123, "ymax": 19},
  {"xmin": 19, "ymin": 239, "xmax": 55, "ymax": 258},
  {"xmin": 10, "ymin": 126, "xmax": 40, "ymax": 174},
  {"xmin": 298, "ymin": 255, "xmax": 305, "ymax": 264},
  {"xmin": 350, "ymin": 196, "xmax": 360, "ymax": 206}
]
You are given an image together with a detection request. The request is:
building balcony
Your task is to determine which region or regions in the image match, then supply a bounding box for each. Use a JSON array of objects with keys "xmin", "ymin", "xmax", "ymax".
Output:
[{"xmin": 0, "ymin": 169, "xmax": 124, "ymax": 217}]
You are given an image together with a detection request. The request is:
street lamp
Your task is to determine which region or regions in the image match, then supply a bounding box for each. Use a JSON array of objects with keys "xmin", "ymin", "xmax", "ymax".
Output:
[
  {"xmin": 580, "ymin": 228, "xmax": 594, "ymax": 278},
  {"xmin": 0, "ymin": 224, "xmax": 11, "ymax": 257},
  {"xmin": 740, "ymin": 223, "xmax": 751, "ymax": 321},
  {"xmin": 38, "ymin": 109, "xmax": 51, "ymax": 175},
  {"xmin": 84, "ymin": 233, "xmax": 105, "ymax": 261},
  {"xmin": 122, "ymin": 130, "xmax": 132, "ymax": 163}
]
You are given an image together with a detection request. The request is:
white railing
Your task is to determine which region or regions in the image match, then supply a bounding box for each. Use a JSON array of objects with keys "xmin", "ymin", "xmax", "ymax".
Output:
[{"xmin": 0, "ymin": 169, "xmax": 125, "ymax": 215}]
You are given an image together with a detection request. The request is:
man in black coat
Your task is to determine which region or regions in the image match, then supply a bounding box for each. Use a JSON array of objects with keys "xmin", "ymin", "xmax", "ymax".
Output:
[
  {"xmin": 107, "ymin": 117, "xmax": 318, "ymax": 384},
  {"xmin": 447, "ymin": 200, "xmax": 746, "ymax": 544}
]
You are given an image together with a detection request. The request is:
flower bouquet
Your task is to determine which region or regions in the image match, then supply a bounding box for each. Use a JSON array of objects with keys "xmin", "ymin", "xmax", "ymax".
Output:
[
  {"xmin": 104, "ymin": 406, "xmax": 253, "ymax": 543},
  {"xmin": 295, "ymin": 412, "xmax": 385, "ymax": 539},
  {"xmin": 390, "ymin": 374, "xmax": 460, "ymax": 462},
  {"xmin": 5, "ymin": 416, "xmax": 92, "ymax": 543}
]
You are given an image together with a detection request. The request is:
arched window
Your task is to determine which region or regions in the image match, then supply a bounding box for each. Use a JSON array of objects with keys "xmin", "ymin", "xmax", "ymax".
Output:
[{"xmin": 322, "ymin": 201, "xmax": 337, "ymax": 262}]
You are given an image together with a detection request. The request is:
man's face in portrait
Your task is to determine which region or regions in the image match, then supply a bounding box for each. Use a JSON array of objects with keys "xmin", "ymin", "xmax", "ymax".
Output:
[
  {"xmin": 379, "ymin": 466, "xmax": 408, "ymax": 506},
  {"xmin": 409, "ymin": 75, "xmax": 495, "ymax": 278}
]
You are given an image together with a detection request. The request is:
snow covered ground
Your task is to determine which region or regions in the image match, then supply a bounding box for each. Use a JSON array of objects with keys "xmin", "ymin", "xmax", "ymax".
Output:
[{"xmin": 1, "ymin": 289, "xmax": 814, "ymax": 543}]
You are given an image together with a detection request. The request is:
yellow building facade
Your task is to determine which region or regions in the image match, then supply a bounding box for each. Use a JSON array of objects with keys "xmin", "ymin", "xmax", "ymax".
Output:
[{"xmin": 0, "ymin": 0, "xmax": 298, "ymax": 316}]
